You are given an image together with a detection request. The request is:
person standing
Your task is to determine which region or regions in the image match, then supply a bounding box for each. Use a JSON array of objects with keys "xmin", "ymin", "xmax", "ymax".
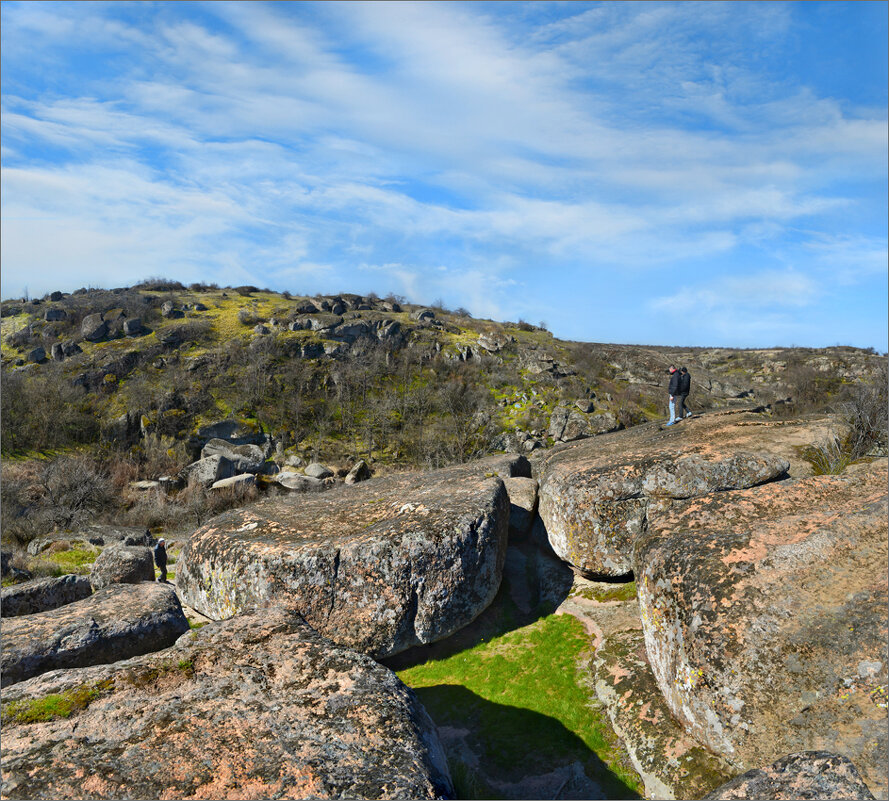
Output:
[
  {"xmin": 666, "ymin": 365, "xmax": 681, "ymax": 426},
  {"xmin": 678, "ymin": 366, "xmax": 692, "ymax": 419},
  {"xmin": 154, "ymin": 538, "xmax": 168, "ymax": 583}
]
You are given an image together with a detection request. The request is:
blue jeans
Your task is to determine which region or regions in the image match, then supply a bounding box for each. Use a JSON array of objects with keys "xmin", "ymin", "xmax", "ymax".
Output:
[{"xmin": 668, "ymin": 397, "xmax": 676, "ymax": 423}]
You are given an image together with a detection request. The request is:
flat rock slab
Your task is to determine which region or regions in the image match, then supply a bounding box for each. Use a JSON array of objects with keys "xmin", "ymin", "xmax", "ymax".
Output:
[
  {"xmin": 178, "ymin": 461, "xmax": 511, "ymax": 658},
  {"xmin": 634, "ymin": 459, "xmax": 888, "ymax": 798},
  {"xmin": 703, "ymin": 751, "xmax": 876, "ymax": 800},
  {"xmin": 1, "ymin": 583, "xmax": 189, "ymax": 687},
  {"xmin": 538, "ymin": 413, "xmax": 791, "ymax": 576},
  {"xmin": 0, "ymin": 608, "xmax": 454, "ymax": 801},
  {"xmin": 1, "ymin": 575, "xmax": 92, "ymax": 617}
]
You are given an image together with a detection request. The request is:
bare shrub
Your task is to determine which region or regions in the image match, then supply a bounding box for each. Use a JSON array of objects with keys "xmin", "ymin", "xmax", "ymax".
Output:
[
  {"xmin": 840, "ymin": 360, "xmax": 888, "ymax": 458},
  {"xmin": 38, "ymin": 456, "xmax": 114, "ymax": 530}
]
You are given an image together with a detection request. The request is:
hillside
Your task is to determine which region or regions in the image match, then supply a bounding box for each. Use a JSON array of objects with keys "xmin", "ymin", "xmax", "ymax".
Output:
[{"xmin": 1, "ymin": 279, "xmax": 885, "ymax": 546}]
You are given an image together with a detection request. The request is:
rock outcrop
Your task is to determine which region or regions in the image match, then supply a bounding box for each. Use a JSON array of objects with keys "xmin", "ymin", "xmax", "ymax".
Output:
[
  {"xmin": 1, "ymin": 575, "xmax": 92, "ymax": 617},
  {"xmin": 703, "ymin": 751, "xmax": 876, "ymax": 800},
  {"xmin": 634, "ymin": 459, "xmax": 888, "ymax": 798},
  {"xmin": 89, "ymin": 544, "xmax": 155, "ymax": 590},
  {"xmin": 177, "ymin": 461, "xmax": 511, "ymax": 659},
  {"xmin": 0, "ymin": 608, "xmax": 454, "ymax": 800},
  {"xmin": 1, "ymin": 583, "xmax": 189, "ymax": 687},
  {"xmin": 592, "ymin": 628, "xmax": 734, "ymax": 799},
  {"xmin": 537, "ymin": 414, "xmax": 793, "ymax": 577}
]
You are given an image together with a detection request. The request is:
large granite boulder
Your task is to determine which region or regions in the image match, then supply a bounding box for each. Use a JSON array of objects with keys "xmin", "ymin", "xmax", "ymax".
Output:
[
  {"xmin": 634, "ymin": 460, "xmax": 888, "ymax": 798},
  {"xmin": 537, "ymin": 414, "xmax": 792, "ymax": 577},
  {"xmin": 80, "ymin": 313, "xmax": 107, "ymax": 342},
  {"xmin": 0, "ymin": 608, "xmax": 453, "ymax": 800},
  {"xmin": 703, "ymin": 752, "xmax": 876, "ymax": 800},
  {"xmin": 180, "ymin": 454, "xmax": 234, "ymax": 487},
  {"xmin": 177, "ymin": 461, "xmax": 511, "ymax": 659},
  {"xmin": 201, "ymin": 438, "xmax": 267, "ymax": 473},
  {"xmin": 1, "ymin": 583, "xmax": 189, "ymax": 687},
  {"xmin": 89, "ymin": 544, "xmax": 155, "ymax": 590},
  {"xmin": 1, "ymin": 575, "xmax": 92, "ymax": 617}
]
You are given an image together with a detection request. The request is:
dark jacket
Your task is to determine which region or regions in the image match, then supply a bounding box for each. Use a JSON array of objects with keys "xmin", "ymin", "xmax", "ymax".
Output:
[
  {"xmin": 153, "ymin": 543, "xmax": 167, "ymax": 568},
  {"xmin": 668, "ymin": 371, "xmax": 681, "ymax": 395},
  {"xmin": 679, "ymin": 371, "xmax": 691, "ymax": 395}
]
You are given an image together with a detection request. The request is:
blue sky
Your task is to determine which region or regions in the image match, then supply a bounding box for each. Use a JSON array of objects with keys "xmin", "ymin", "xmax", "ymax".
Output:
[{"xmin": 2, "ymin": 1, "xmax": 887, "ymax": 349}]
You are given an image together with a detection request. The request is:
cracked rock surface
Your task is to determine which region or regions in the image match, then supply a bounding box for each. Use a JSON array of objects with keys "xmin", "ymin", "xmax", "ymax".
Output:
[
  {"xmin": 177, "ymin": 459, "xmax": 514, "ymax": 658},
  {"xmin": 1, "ymin": 607, "xmax": 454, "ymax": 800},
  {"xmin": 1, "ymin": 582, "xmax": 189, "ymax": 687},
  {"xmin": 635, "ymin": 459, "xmax": 888, "ymax": 798},
  {"xmin": 537, "ymin": 412, "xmax": 793, "ymax": 577}
]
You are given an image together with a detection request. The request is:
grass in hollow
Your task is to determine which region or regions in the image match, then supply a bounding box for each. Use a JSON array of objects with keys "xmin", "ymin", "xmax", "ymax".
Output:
[{"xmin": 396, "ymin": 611, "xmax": 642, "ymax": 798}]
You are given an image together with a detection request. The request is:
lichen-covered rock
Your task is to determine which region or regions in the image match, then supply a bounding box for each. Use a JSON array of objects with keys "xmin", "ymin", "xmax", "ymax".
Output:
[
  {"xmin": 634, "ymin": 460, "xmax": 888, "ymax": 798},
  {"xmin": 538, "ymin": 415, "xmax": 791, "ymax": 577},
  {"xmin": 1, "ymin": 583, "xmax": 189, "ymax": 687},
  {"xmin": 89, "ymin": 545, "xmax": 155, "ymax": 590},
  {"xmin": 592, "ymin": 628, "xmax": 734, "ymax": 799},
  {"xmin": 1, "ymin": 575, "xmax": 92, "ymax": 617},
  {"xmin": 0, "ymin": 608, "xmax": 453, "ymax": 800},
  {"xmin": 177, "ymin": 462, "xmax": 511, "ymax": 659},
  {"xmin": 703, "ymin": 751, "xmax": 876, "ymax": 800}
]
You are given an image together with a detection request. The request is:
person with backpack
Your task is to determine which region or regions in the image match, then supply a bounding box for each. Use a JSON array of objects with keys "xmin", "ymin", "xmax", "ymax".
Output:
[
  {"xmin": 666, "ymin": 365, "xmax": 681, "ymax": 426},
  {"xmin": 154, "ymin": 538, "xmax": 168, "ymax": 583},
  {"xmin": 677, "ymin": 366, "xmax": 692, "ymax": 420}
]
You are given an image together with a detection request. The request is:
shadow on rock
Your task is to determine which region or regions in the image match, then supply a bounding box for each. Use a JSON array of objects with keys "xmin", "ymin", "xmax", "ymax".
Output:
[
  {"xmin": 384, "ymin": 534, "xmax": 574, "ymax": 672},
  {"xmin": 413, "ymin": 684, "xmax": 641, "ymax": 800}
]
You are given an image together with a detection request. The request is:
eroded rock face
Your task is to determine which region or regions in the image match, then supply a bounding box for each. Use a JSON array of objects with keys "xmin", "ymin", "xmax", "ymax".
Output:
[
  {"xmin": 177, "ymin": 462, "xmax": 511, "ymax": 659},
  {"xmin": 537, "ymin": 414, "xmax": 791, "ymax": 577},
  {"xmin": 1, "ymin": 583, "xmax": 189, "ymax": 687},
  {"xmin": 703, "ymin": 751, "xmax": 876, "ymax": 800},
  {"xmin": 592, "ymin": 628, "xmax": 734, "ymax": 800},
  {"xmin": 1, "ymin": 575, "xmax": 92, "ymax": 617},
  {"xmin": 0, "ymin": 608, "xmax": 454, "ymax": 801},
  {"xmin": 89, "ymin": 544, "xmax": 155, "ymax": 590},
  {"xmin": 634, "ymin": 460, "xmax": 888, "ymax": 798}
]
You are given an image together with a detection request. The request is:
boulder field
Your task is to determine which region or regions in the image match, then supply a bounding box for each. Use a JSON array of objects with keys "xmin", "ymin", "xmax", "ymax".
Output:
[
  {"xmin": 635, "ymin": 458, "xmax": 888, "ymax": 797},
  {"xmin": 1, "ymin": 583, "xmax": 189, "ymax": 687},
  {"xmin": 0, "ymin": 608, "xmax": 453, "ymax": 801},
  {"xmin": 537, "ymin": 412, "xmax": 793, "ymax": 577},
  {"xmin": 176, "ymin": 458, "xmax": 525, "ymax": 659}
]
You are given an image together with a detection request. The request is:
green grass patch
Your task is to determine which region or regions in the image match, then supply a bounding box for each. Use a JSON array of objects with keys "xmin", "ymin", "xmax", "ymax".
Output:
[
  {"xmin": 2, "ymin": 680, "xmax": 113, "ymax": 725},
  {"xmin": 396, "ymin": 613, "xmax": 641, "ymax": 798},
  {"xmin": 36, "ymin": 546, "xmax": 99, "ymax": 575},
  {"xmin": 573, "ymin": 581, "xmax": 637, "ymax": 603}
]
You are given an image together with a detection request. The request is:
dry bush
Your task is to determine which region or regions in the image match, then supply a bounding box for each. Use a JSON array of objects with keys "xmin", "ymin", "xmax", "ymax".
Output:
[
  {"xmin": 38, "ymin": 455, "xmax": 114, "ymax": 531},
  {"xmin": 840, "ymin": 361, "xmax": 888, "ymax": 458}
]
